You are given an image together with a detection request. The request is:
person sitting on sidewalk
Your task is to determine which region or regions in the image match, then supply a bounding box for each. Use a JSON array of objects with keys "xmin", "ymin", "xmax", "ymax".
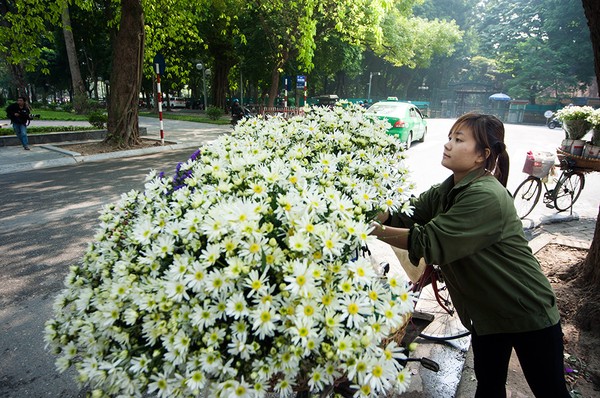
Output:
[
  {"xmin": 371, "ymin": 113, "xmax": 570, "ymax": 398},
  {"xmin": 6, "ymin": 96, "xmax": 32, "ymax": 150}
]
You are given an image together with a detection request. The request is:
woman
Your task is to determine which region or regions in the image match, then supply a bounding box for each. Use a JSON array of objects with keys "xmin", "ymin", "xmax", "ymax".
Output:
[{"xmin": 371, "ymin": 113, "xmax": 570, "ymax": 397}]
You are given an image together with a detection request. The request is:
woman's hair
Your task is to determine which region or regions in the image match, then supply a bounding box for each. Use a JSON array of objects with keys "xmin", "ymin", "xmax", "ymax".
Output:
[{"xmin": 452, "ymin": 112, "xmax": 510, "ymax": 186}]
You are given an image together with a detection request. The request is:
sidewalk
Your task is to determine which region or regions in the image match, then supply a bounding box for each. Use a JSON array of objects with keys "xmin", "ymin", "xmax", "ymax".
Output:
[{"xmin": 0, "ymin": 116, "xmax": 230, "ymax": 175}]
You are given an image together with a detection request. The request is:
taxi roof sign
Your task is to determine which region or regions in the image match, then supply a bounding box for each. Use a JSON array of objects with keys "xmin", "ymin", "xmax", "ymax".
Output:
[{"xmin": 386, "ymin": 96, "xmax": 398, "ymax": 101}]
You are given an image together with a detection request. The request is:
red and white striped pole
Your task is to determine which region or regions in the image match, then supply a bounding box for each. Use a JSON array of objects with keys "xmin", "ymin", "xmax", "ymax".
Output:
[
  {"xmin": 284, "ymin": 77, "xmax": 288, "ymax": 108},
  {"xmin": 155, "ymin": 63, "xmax": 164, "ymax": 145},
  {"xmin": 303, "ymin": 78, "xmax": 307, "ymax": 107}
]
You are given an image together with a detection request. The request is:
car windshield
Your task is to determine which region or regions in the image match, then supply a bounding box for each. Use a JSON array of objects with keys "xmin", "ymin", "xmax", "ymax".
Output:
[{"xmin": 366, "ymin": 102, "xmax": 408, "ymax": 116}]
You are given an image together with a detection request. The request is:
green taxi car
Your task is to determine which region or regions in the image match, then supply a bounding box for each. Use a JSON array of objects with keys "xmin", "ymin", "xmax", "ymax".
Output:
[{"xmin": 366, "ymin": 99, "xmax": 427, "ymax": 148}]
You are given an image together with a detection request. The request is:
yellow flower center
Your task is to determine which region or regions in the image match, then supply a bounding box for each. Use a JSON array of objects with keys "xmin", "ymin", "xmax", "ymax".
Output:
[
  {"xmin": 373, "ymin": 365, "xmax": 383, "ymax": 378},
  {"xmin": 296, "ymin": 275, "xmax": 306, "ymax": 286},
  {"xmin": 260, "ymin": 311, "xmax": 271, "ymax": 322},
  {"xmin": 357, "ymin": 362, "xmax": 367, "ymax": 372}
]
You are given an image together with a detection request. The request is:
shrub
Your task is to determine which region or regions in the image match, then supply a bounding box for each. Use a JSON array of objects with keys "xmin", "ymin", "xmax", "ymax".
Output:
[
  {"xmin": 86, "ymin": 99, "xmax": 103, "ymax": 111},
  {"xmin": 206, "ymin": 105, "xmax": 224, "ymax": 120},
  {"xmin": 87, "ymin": 111, "xmax": 108, "ymax": 129},
  {"xmin": 62, "ymin": 103, "xmax": 74, "ymax": 113}
]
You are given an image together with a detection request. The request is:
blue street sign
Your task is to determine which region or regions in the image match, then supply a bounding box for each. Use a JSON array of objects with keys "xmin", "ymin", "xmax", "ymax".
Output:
[
  {"xmin": 153, "ymin": 53, "xmax": 166, "ymax": 74},
  {"xmin": 297, "ymin": 75, "xmax": 306, "ymax": 89}
]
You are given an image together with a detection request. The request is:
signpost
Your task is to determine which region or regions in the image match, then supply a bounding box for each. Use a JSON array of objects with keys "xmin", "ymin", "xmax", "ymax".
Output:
[
  {"xmin": 284, "ymin": 77, "xmax": 288, "ymax": 107},
  {"xmin": 297, "ymin": 75, "xmax": 306, "ymax": 106},
  {"xmin": 153, "ymin": 53, "xmax": 166, "ymax": 145}
]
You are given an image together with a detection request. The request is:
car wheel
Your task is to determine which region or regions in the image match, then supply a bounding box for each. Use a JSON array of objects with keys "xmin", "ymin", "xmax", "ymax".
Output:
[
  {"xmin": 405, "ymin": 132, "xmax": 413, "ymax": 149},
  {"xmin": 418, "ymin": 126, "xmax": 427, "ymax": 142}
]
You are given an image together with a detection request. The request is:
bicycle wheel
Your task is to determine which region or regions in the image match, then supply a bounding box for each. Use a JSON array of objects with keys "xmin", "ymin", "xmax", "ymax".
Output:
[
  {"xmin": 553, "ymin": 172, "xmax": 585, "ymax": 212},
  {"xmin": 415, "ymin": 276, "xmax": 470, "ymax": 341},
  {"xmin": 512, "ymin": 176, "xmax": 542, "ymax": 219}
]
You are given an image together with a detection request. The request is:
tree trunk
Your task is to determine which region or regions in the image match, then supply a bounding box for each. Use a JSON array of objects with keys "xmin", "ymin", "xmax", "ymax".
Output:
[
  {"xmin": 9, "ymin": 64, "xmax": 28, "ymax": 98},
  {"xmin": 579, "ymin": 205, "xmax": 600, "ymax": 287},
  {"xmin": 581, "ymin": 0, "xmax": 600, "ymax": 283},
  {"xmin": 267, "ymin": 67, "xmax": 279, "ymax": 108},
  {"xmin": 62, "ymin": 4, "xmax": 87, "ymax": 114},
  {"xmin": 105, "ymin": 0, "xmax": 144, "ymax": 148},
  {"xmin": 211, "ymin": 58, "xmax": 231, "ymax": 111},
  {"xmin": 267, "ymin": 49, "xmax": 289, "ymax": 108},
  {"xmin": 582, "ymin": 0, "xmax": 600, "ymax": 99}
]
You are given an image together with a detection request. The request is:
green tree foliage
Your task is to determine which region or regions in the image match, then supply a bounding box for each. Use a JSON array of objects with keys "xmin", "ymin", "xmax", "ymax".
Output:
[
  {"xmin": 143, "ymin": 0, "xmax": 205, "ymax": 96},
  {"xmin": 2, "ymin": 0, "xmax": 594, "ymax": 147},
  {"xmin": 0, "ymin": 0, "xmax": 62, "ymax": 95},
  {"xmin": 373, "ymin": 12, "xmax": 462, "ymax": 68},
  {"xmin": 476, "ymin": 0, "xmax": 593, "ymax": 103}
]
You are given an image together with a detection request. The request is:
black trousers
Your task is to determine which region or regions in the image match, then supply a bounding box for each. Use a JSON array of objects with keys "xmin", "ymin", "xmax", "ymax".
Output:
[{"xmin": 471, "ymin": 322, "xmax": 571, "ymax": 398}]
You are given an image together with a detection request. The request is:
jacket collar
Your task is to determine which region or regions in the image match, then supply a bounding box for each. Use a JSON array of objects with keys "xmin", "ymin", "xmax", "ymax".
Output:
[{"xmin": 439, "ymin": 168, "xmax": 490, "ymax": 209}]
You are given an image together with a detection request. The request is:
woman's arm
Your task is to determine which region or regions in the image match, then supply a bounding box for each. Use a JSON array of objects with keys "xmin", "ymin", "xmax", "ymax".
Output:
[{"xmin": 370, "ymin": 223, "xmax": 410, "ymax": 250}]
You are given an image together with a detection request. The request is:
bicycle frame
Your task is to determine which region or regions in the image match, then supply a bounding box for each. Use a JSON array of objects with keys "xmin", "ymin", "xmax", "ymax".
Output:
[
  {"xmin": 513, "ymin": 161, "xmax": 586, "ymax": 220},
  {"xmin": 409, "ymin": 263, "xmax": 471, "ymax": 341}
]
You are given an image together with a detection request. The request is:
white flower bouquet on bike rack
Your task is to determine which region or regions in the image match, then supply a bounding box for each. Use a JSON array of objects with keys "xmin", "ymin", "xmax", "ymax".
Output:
[{"xmin": 44, "ymin": 104, "xmax": 417, "ymax": 398}]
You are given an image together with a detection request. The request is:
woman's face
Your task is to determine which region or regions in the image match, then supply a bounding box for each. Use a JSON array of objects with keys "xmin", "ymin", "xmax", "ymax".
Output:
[{"xmin": 442, "ymin": 123, "xmax": 487, "ymax": 182}]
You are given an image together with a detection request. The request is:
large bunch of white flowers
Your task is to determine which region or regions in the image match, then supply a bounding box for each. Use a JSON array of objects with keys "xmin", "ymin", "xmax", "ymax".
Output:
[
  {"xmin": 586, "ymin": 108, "xmax": 600, "ymax": 129},
  {"xmin": 45, "ymin": 103, "xmax": 416, "ymax": 398},
  {"xmin": 555, "ymin": 105, "xmax": 594, "ymax": 121}
]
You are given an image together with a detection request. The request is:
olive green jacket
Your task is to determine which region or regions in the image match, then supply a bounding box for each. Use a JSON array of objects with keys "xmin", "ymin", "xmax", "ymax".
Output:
[{"xmin": 387, "ymin": 169, "xmax": 560, "ymax": 335}]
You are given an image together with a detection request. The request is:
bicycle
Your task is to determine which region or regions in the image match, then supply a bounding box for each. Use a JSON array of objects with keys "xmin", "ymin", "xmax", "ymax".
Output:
[{"xmin": 513, "ymin": 156, "xmax": 586, "ymax": 220}]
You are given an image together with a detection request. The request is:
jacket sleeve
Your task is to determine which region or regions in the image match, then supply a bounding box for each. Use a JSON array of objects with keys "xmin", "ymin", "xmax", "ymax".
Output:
[
  {"xmin": 408, "ymin": 183, "xmax": 505, "ymax": 266},
  {"xmin": 385, "ymin": 184, "xmax": 441, "ymax": 228}
]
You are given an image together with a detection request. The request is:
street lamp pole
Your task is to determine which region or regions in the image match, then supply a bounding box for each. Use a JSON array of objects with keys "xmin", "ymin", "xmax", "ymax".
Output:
[
  {"xmin": 196, "ymin": 63, "xmax": 211, "ymax": 110},
  {"xmin": 367, "ymin": 72, "xmax": 381, "ymax": 103}
]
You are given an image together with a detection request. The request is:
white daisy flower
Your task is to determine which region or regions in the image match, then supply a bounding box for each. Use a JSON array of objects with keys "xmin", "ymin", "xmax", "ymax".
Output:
[
  {"xmin": 250, "ymin": 302, "xmax": 280, "ymax": 339},
  {"xmin": 225, "ymin": 292, "xmax": 250, "ymax": 320}
]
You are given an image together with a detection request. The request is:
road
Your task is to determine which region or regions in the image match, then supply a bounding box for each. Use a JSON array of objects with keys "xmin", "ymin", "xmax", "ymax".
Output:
[
  {"xmin": 405, "ymin": 118, "xmax": 600, "ymax": 222},
  {"xmin": 0, "ymin": 118, "xmax": 598, "ymax": 397},
  {"xmin": 0, "ymin": 149, "xmax": 198, "ymax": 398}
]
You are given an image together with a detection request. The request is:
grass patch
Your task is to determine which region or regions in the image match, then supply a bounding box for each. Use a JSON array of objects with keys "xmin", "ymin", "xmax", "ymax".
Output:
[
  {"xmin": 139, "ymin": 111, "xmax": 231, "ymax": 125},
  {"xmin": 0, "ymin": 126, "xmax": 99, "ymax": 136}
]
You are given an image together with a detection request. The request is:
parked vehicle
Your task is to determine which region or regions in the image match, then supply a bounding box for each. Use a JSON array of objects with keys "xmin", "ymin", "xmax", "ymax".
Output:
[
  {"xmin": 162, "ymin": 97, "xmax": 187, "ymax": 109},
  {"xmin": 314, "ymin": 94, "xmax": 339, "ymax": 108},
  {"xmin": 365, "ymin": 99, "xmax": 427, "ymax": 148}
]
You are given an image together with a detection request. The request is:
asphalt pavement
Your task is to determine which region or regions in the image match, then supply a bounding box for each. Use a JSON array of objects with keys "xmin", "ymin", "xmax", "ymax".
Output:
[{"xmin": 0, "ymin": 116, "xmax": 597, "ymax": 397}]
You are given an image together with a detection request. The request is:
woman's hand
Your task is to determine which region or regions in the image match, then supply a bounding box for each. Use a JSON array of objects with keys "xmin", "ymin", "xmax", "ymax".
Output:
[{"xmin": 369, "ymin": 221, "xmax": 410, "ymax": 250}]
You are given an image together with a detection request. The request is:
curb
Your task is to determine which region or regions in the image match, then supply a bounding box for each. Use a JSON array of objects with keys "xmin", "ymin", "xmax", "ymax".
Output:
[{"xmin": 0, "ymin": 141, "xmax": 202, "ymax": 175}]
